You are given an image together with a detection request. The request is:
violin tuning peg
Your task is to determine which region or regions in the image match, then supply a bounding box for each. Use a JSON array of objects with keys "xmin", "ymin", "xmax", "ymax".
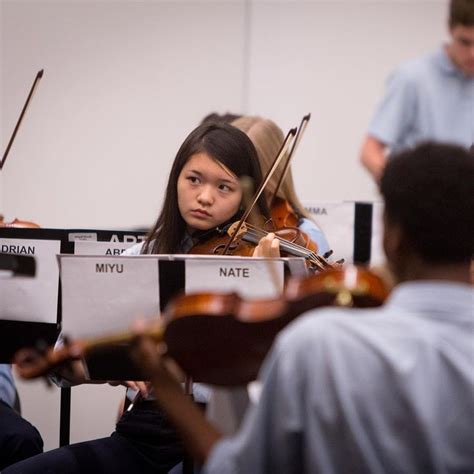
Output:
[
  {"xmin": 335, "ymin": 259, "xmax": 345, "ymax": 265},
  {"xmin": 323, "ymin": 250, "xmax": 333, "ymax": 259}
]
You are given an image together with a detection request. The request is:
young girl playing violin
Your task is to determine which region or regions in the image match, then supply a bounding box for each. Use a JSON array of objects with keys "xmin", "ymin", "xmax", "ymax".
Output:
[
  {"xmin": 231, "ymin": 116, "xmax": 331, "ymax": 256},
  {"xmin": 4, "ymin": 122, "xmax": 278, "ymax": 474},
  {"xmin": 128, "ymin": 121, "xmax": 276, "ymax": 257}
]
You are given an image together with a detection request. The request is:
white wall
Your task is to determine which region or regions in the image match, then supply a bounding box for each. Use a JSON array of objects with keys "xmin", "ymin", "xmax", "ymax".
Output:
[
  {"xmin": 1, "ymin": 0, "xmax": 247, "ymax": 228},
  {"xmin": 2, "ymin": 0, "xmax": 448, "ymax": 453},
  {"xmin": 249, "ymin": 1, "xmax": 446, "ymax": 200}
]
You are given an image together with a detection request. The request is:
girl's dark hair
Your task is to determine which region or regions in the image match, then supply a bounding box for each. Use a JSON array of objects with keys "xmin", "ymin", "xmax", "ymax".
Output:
[{"xmin": 143, "ymin": 123, "xmax": 268, "ymax": 254}]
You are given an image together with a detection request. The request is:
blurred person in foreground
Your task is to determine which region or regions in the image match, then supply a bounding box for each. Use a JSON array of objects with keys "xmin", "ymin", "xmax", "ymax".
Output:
[{"xmin": 132, "ymin": 141, "xmax": 474, "ymax": 473}]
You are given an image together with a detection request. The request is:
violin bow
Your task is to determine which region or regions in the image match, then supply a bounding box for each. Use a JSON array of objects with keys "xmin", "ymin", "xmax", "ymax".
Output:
[
  {"xmin": 14, "ymin": 322, "xmax": 165, "ymax": 380},
  {"xmin": 1, "ymin": 69, "xmax": 44, "ymax": 170},
  {"xmin": 268, "ymin": 113, "xmax": 311, "ymax": 209},
  {"xmin": 222, "ymin": 127, "xmax": 297, "ymax": 255}
]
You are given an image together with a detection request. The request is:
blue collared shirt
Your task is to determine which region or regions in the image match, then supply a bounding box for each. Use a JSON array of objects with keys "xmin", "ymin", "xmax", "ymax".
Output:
[
  {"xmin": 298, "ymin": 218, "xmax": 330, "ymax": 256},
  {"xmin": 368, "ymin": 47, "xmax": 474, "ymax": 153},
  {"xmin": 0, "ymin": 364, "xmax": 16, "ymax": 408},
  {"xmin": 205, "ymin": 281, "xmax": 474, "ymax": 474}
]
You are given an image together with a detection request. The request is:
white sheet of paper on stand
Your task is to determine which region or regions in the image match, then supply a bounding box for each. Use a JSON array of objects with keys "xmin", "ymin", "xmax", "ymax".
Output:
[
  {"xmin": 0, "ymin": 238, "xmax": 60, "ymax": 323},
  {"xmin": 59, "ymin": 255, "xmax": 160, "ymax": 339},
  {"xmin": 185, "ymin": 256, "xmax": 284, "ymax": 298}
]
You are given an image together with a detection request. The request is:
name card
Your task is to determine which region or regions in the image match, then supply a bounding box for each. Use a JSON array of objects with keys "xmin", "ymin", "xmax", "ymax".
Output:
[
  {"xmin": 0, "ymin": 238, "xmax": 60, "ymax": 323},
  {"xmin": 185, "ymin": 257, "xmax": 284, "ymax": 298},
  {"xmin": 59, "ymin": 256, "xmax": 160, "ymax": 338},
  {"xmin": 74, "ymin": 241, "xmax": 137, "ymax": 256},
  {"xmin": 59, "ymin": 255, "xmax": 289, "ymax": 340},
  {"xmin": 305, "ymin": 201, "xmax": 355, "ymax": 263}
]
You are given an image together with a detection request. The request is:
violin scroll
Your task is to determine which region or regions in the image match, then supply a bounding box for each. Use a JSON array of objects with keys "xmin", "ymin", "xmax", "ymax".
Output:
[{"xmin": 0, "ymin": 215, "xmax": 40, "ymax": 228}]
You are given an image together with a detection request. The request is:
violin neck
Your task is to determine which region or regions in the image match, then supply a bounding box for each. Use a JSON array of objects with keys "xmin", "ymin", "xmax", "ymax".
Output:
[
  {"xmin": 242, "ymin": 226, "xmax": 332, "ymax": 272},
  {"xmin": 242, "ymin": 228, "xmax": 310, "ymax": 259}
]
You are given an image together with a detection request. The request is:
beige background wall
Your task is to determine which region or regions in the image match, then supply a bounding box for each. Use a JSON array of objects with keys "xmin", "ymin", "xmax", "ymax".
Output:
[{"xmin": 2, "ymin": 0, "xmax": 447, "ymax": 452}]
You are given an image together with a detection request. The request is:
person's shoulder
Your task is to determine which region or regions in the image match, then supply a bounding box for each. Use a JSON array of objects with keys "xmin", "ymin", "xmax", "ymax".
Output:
[
  {"xmin": 391, "ymin": 50, "xmax": 438, "ymax": 84},
  {"xmin": 276, "ymin": 306, "xmax": 378, "ymax": 353},
  {"xmin": 267, "ymin": 308, "xmax": 382, "ymax": 382},
  {"xmin": 297, "ymin": 217, "xmax": 330, "ymax": 255},
  {"xmin": 298, "ymin": 217, "xmax": 321, "ymax": 232},
  {"xmin": 122, "ymin": 241, "xmax": 145, "ymax": 255}
]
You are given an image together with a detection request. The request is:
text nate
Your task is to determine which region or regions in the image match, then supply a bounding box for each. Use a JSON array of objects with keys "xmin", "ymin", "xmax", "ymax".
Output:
[
  {"xmin": 96, "ymin": 263, "xmax": 124, "ymax": 273},
  {"xmin": 219, "ymin": 267, "xmax": 250, "ymax": 278}
]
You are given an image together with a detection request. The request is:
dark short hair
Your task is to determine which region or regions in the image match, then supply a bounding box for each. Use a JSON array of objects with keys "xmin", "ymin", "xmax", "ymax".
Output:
[
  {"xmin": 144, "ymin": 123, "xmax": 267, "ymax": 254},
  {"xmin": 449, "ymin": 0, "xmax": 474, "ymax": 27},
  {"xmin": 380, "ymin": 142, "xmax": 474, "ymax": 263}
]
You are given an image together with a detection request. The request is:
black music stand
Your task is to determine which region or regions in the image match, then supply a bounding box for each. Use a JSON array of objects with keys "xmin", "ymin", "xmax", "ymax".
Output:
[
  {"xmin": 0, "ymin": 253, "xmax": 59, "ymax": 361},
  {"xmin": 0, "ymin": 226, "xmax": 147, "ymax": 446},
  {"xmin": 0, "ymin": 252, "xmax": 36, "ymax": 276}
]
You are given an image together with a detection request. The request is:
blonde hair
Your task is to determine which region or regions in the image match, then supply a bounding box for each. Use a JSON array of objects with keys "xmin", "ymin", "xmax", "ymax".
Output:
[{"xmin": 232, "ymin": 116, "xmax": 311, "ymax": 220}]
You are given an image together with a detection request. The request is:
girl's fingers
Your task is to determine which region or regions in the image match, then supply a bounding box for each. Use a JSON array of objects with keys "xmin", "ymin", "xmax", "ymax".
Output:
[
  {"xmin": 270, "ymin": 237, "xmax": 280, "ymax": 258},
  {"xmin": 253, "ymin": 233, "xmax": 280, "ymax": 258}
]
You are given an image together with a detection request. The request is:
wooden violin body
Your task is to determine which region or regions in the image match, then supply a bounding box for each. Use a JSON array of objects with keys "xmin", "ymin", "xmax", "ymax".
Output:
[
  {"xmin": 270, "ymin": 198, "xmax": 318, "ymax": 253},
  {"xmin": 190, "ymin": 221, "xmax": 332, "ymax": 272},
  {"xmin": 271, "ymin": 197, "xmax": 299, "ymax": 229},
  {"xmin": 164, "ymin": 266, "xmax": 387, "ymax": 385},
  {"xmin": 14, "ymin": 266, "xmax": 389, "ymax": 386},
  {"xmin": 190, "ymin": 227, "xmax": 255, "ymax": 257}
]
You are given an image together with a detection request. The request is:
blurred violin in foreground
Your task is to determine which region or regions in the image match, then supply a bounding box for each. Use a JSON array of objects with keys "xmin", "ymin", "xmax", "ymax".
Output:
[{"xmin": 14, "ymin": 266, "xmax": 389, "ymax": 386}]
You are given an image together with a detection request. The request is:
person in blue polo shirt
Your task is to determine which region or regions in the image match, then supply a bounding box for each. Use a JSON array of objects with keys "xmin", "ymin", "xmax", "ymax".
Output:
[
  {"xmin": 123, "ymin": 141, "xmax": 473, "ymax": 474},
  {"xmin": 360, "ymin": 0, "xmax": 474, "ymax": 182}
]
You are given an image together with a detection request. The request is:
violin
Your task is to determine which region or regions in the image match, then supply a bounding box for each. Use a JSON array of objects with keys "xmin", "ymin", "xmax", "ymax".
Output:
[
  {"xmin": 190, "ymin": 220, "xmax": 331, "ymax": 272},
  {"xmin": 0, "ymin": 215, "xmax": 40, "ymax": 228},
  {"xmin": 14, "ymin": 266, "xmax": 389, "ymax": 386}
]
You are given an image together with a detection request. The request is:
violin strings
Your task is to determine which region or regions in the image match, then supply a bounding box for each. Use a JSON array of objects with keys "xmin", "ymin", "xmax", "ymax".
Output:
[
  {"xmin": 245, "ymin": 225, "xmax": 312, "ymax": 257},
  {"xmin": 246, "ymin": 224, "xmax": 319, "ymax": 260},
  {"xmin": 244, "ymin": 224, "xmax": 331, "ymax": 271},
  {"xmin": 248, "ymin": 224, "xmax": 332, "ymax": 270},
  {"xmin": 247, "ymin": 229, "xmax": 323, "ymax": 267}
]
